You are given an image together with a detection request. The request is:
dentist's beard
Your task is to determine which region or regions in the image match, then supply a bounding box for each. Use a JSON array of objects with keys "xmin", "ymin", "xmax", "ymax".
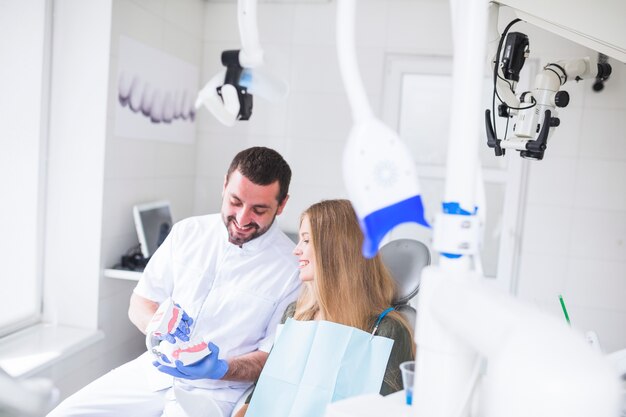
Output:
[{"xmin": 223, "ymin": 215, "xmax": 274, "ymax": 246}]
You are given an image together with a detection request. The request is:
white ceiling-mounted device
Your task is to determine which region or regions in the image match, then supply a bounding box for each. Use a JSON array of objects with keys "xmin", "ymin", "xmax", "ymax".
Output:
[
  {"xmin": 195, "ymin": 0, "xmax": 289, "ymax": 126},
  {"xmin": 337, "ymin": 0, "xmax": 429, "ymax": 259}
]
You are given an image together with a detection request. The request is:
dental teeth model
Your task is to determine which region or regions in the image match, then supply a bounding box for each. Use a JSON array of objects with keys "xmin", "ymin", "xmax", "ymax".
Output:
[
  {"xmin": 152, "ymin": 337, "xmax": 212, "ymax": 367},
  {"xmin": 145, "ymin": 298, "xmax": 183, "ymax": 340},
  {"xmin": 145, "ymin": 299, "xmax": 211, "ymax": 367}
]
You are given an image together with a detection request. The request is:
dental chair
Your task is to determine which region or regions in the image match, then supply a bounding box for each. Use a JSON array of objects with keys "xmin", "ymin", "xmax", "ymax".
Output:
[
  {"xmin": 380, "ymin": 238, "xmax": 431, "ymax": 329},
  {"xmin": 229, "ymin": 238, "xmax": 430, "ymax": 417}
]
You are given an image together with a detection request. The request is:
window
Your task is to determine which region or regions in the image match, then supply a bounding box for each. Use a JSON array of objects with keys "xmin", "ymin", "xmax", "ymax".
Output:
[
  {"xmin": 0, "ymin": 1, "xmax": 51, "ymax": 336},
  {"xmin": 382, "ymin": 55, "xmax": 534, "ymax": 291}
]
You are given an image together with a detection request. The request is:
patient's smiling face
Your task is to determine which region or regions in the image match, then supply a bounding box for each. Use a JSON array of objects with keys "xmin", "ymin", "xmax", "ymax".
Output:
[{"xmin": 293, "ymin": 215, "xmax": 315, "ymax": 282}]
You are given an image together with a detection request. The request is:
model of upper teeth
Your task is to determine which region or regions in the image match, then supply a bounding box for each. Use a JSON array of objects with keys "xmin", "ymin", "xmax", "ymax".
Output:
[{"xmin": 118, "ymin": 71, "xmax": 195, "ymax": 124}]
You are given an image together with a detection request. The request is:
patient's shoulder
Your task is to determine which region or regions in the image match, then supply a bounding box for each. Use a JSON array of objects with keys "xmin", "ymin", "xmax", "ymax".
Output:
[{"xmin": 377, "ymin": 315, "xmax": 410, "ymax": 340}]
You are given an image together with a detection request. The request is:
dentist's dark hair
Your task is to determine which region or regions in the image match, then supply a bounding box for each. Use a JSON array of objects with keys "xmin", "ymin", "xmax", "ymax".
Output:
[{"xmin": 226, "ymin": 147, "xmax": 292, "ymax": 204}]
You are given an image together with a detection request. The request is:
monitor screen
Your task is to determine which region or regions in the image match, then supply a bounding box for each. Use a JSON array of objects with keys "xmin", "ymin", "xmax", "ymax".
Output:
[{"xmin": 133, "ymin": 201, "xmax": 173, "ymax": 259}]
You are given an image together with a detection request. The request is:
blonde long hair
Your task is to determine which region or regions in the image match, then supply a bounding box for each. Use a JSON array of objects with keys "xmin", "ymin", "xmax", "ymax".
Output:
[{"xmin": 294, "ymin": 199, "xmax": 411, "ymax": 334}]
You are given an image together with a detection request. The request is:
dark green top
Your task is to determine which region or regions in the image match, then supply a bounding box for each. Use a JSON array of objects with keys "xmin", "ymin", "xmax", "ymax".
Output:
[{"xmin": 246, "ymin": 302, "xmax": 414, "ymax": 403}]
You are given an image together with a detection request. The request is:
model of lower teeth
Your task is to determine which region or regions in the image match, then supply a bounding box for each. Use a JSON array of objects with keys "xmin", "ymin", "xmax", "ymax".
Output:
[{"xmin": 152, "ymin": 337, "xmax": 212, "ymax": 367}]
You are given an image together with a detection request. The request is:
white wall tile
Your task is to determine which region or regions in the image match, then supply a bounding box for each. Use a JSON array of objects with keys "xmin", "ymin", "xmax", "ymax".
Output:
[
  {"xmin": 579, "ymin": 108, "xmax": 626, "ymax": 161},
  {"xmin": 164, "ymin": 0, "xmax": 205, "ymax": 38},
  {"xmin": 110, "ymin": 0, "xmax": 164, "ymax": 55},
  {"xmin": 569, "ymin": 208, "xmax": 626, "ymax": 262},
  {"xmin": 386, "ymin": 1, "xmax": 452, "ymax": 55},
  {"xmin": 203, "ymin": 3, "xmax": 238, "ymax": 42},
  {"xmin": 520, "ymin": 204, "xmax": 573, "ymax": 256},
  {"xmin": 195, "ymin": 133, "xmax": 251, "ymax": 177},
  {"xmin": 525, "ymin": 156, "xmax": 577, "ymax": 206},
  {"xmin": 288, "ymin": 138, "xmax": 344, "ymax": 187},
  {"xmin": 97, "ymin": 291, "xmax": 144, "ymax": 348},
  {"xmin": 194, "ymin": 177, "xmax": 224, "ymax": 215},
  {"xmin": 257, "ymin": 3, "xmax": 295, "ymax": 45},
  {"xmin": 356, "ymin": 47, "xmax": 386, "ymax": 100},
  {"xmin": 354, "ymin": 0, "xmax": 389, "ymax": 48},
  {"xmin": 290, "ymin": 45, "xmax": 343, "ymax": 93},
  {"xmin": 162, "ymin": 23, "xmax": 204, "ymax": 66},
  {"xmin": 516, "ymin": 253, "xmax": 568, "ymax": 309},
  {"xmin": 574, "ymin": 159, "xmax": 626, "ymax": 211},
  {"xmin": 105, "ymin": 136, "xmax": 157, "ymax": 180},
  {"xmin": 291, "ymin": 3, "xmax": 336, "ymax": 46},
  {"xmin": 286, "ymin": 92, "xmax": 351, "ymax": 142},
  {"xmin": 154, "ymin": 142, "xmax": 197, "ymax": 178},
  {"xmin": 150, "ymin": 177, "xmax": 197, "ymax": 220},
  {"xmin": 565, "ymin": 258, "xmax": 626, "ymax": 311},
  {"xmin": 129, "ymin": 0, "xmax": 165, "ymax": 17},
  {"xmin": 545, "ymin": 106, "xmax": 582, "ymax": 158}
]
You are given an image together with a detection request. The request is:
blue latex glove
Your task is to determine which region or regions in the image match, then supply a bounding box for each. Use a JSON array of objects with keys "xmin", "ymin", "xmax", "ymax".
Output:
[
  {"xmin": 153, "ymin": 342, "xmax": 228, "ymax": 380},
  {"xmin": 163, "ymin": 306, "xmax": 193, "ymax": 344}
]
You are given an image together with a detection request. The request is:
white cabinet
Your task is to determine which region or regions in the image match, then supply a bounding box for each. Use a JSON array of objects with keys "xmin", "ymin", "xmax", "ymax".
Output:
[{"xmin": 496, "ymin": 0, "xmax": 626, "ymax": 62}]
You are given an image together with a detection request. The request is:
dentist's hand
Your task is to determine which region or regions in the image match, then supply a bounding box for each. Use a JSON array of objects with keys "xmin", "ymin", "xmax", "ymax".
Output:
[
  {"xmin": 162, "ymin": 306, "xmax": 193, "ymax": 343},
  {"xmin": 154, "ymin": 342, "xmax": 228, "ymax": 380}
]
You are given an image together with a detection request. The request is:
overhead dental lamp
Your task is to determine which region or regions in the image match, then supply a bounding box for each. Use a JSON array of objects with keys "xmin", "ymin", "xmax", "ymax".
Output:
[
  {"xmin": 336, "ymin": 0, "xmax": 429, "ymax": 258},
  {"xmin": 485, "ymin": 20, "xmax": 612, "ymax": 160},
  {"xmin": 195, "ymin": 0, "xmax": 288, "ymax": 126}
]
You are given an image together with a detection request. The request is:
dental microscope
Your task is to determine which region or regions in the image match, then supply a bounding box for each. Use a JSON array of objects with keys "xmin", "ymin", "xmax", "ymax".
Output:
[{"xmin": 485, "ymin": 21, "xmax": 612, "ymax": 160}]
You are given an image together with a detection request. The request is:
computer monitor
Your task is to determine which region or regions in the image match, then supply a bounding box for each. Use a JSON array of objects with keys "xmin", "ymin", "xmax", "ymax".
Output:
[{"xmin": 133, "ymin": 201, "xmax": 173, "ymax": 259}]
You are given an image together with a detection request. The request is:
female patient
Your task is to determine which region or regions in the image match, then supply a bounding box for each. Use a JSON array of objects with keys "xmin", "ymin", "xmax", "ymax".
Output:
[{"xmin": 235, "ymin": 199, "xmax": 415, "ymax": 417}]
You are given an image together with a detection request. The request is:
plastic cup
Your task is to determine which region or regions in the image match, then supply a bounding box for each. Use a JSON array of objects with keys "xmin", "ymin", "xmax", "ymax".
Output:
[{"xmin": 399, "ymin": 360, "xmax": 415, "ymax": 405}]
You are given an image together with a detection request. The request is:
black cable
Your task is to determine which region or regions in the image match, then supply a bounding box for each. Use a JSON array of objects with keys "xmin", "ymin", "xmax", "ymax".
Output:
[
  {"xmin": 544, "ymin": 63, "xmax": 567, "ymax": 85},
  {"xmin": 495, "ymin": 72, "xmax": 536, "ymax": 110}
]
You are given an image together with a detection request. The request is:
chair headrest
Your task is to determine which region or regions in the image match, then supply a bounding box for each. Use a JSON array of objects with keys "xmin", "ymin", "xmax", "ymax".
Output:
[{"xmin": 380, "ymin": 238, "xmax": 431, "ymax": 305}]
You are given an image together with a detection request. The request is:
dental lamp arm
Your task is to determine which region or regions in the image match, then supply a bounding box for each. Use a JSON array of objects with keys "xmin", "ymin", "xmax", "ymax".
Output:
[
  {"xmin": 237, "ymin": 0, "xmax": 263, "ymax": 68},
  {"xmin": 336, "ymin": 0, "xmax": 373, "ymax": 122},
  {"xmin": 195, "ymin": 0, "xmax": 289, "ymax": 125},
  {"xmin": 194, "ymin": 0, "xmax": 260, "ymax": 125}
]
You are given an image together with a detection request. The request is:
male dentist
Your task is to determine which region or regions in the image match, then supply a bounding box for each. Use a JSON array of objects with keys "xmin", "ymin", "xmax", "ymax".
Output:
[{"xmin": 48, "ymin": 147, "xmax": 301, "ymax": 417}]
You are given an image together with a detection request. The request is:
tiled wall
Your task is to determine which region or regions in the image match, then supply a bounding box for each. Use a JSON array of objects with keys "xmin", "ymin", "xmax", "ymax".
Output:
[
  {"xmin": 100, "ymin": 0, "xmax": 205, "ymax": 388},
  {"xmin": 516, "ymin": 29, "xmax": 626, "ymax": 352},
  {"xmin": 43, "ymin": 0, "xmax": 206, "ymax": 400},
  {"xmin": 198, "ymin": 1, "xmax": 626, "ymax": 353}
]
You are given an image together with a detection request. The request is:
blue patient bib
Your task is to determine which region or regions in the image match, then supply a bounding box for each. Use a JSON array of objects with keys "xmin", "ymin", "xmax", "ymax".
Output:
[{"xmin": 247, "ymin": 318, "xmax": 393, "ymax": 417}]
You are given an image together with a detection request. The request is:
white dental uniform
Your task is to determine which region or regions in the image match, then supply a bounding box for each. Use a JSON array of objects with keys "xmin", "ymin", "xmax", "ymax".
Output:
[{"xmin": 47, "ymin": 214, "xmax": 300, "ymax": 417}]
